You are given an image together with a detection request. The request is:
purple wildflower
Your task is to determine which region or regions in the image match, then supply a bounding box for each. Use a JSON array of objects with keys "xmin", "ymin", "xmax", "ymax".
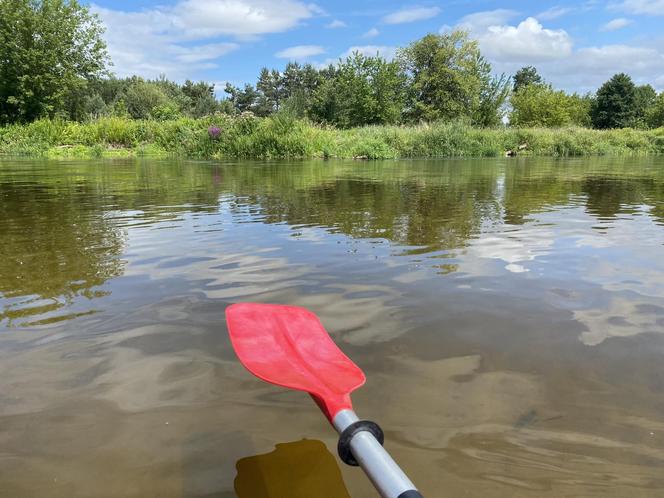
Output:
[{"xmin": 208, "ymin": 126, "xmax": 221, "ymax": 139}]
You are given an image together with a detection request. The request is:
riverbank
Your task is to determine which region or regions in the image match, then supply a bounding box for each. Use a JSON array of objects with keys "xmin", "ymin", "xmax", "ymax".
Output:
[{"xmin": 1, "ymin": 115, "xmax": 663, "ymax": 159}]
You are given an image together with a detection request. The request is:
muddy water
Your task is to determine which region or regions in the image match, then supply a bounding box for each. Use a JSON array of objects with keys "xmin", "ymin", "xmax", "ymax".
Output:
[{"xmin": 1, "ymin": 157, "xmax": 663, "ymax": 497}]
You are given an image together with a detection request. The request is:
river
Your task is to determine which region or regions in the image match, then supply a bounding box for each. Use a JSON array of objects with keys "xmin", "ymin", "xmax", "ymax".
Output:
[{"xmin": 1, "ymin": 157, "xmax": 663, "ymax": 497}]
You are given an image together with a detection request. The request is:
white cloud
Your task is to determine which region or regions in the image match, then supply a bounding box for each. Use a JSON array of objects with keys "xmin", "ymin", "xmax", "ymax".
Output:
[
  {"xmin": 475, "ymin": 17, "xmax": 573, "ymax": 63},
  {"xmin": 601, "ymin": 17, "xmax": 634, "ymax": 30},
  {"xmin": 456, "ymin": 9, "xmax": 519, "ymax": 32},
  {"xmin": 341, "ymin": 45, "xmax": 398, "ymax": 60},
  {"xmin": 174, "ymin": 43, "xmax": 239, "ymax": 63},
  {"xmin": 168, "ymin": 0, "xmax": 318, "ymax": 38},
  {"xmin": 326, "ymin": 19, "xmax": 347, "ymax": 29},
  {"xmin": 536, "ymin": 6, "xmax": 573, "ymax": 20},
  {"xmin": 448, "ymin": 12, "xmax": 664, "ymax": 92},
  {"xmin": 212, "ymin": 81, "xmax": 230, "ymax": 97},
  {"xmin": 496, "ymin": 44, "xmax": 664, "ymax": 93},
  {"xmin": 318, "ymin": 45, "xmax": 398, "ymax": 67},
  {"xmin": 551, "ymin": 45, "xmax": 664, "ymax": 84},
  {"xmin": 93, "ymin": 0, "xmax": 319, "ymax": 79},
  {"xmin": 276, "ymin": 45, "xmax": 326, "ymax": 59},
  {"xmin": 383, "ymin": 6, "xmax": 441, "ymax": 25},
  {"xmin": 614, "ymin": 0, "xmax": 664, "ymax": 15},
  {"xmin": 363, "ymin": 28, "xmax": 380, "ymax": 38}
]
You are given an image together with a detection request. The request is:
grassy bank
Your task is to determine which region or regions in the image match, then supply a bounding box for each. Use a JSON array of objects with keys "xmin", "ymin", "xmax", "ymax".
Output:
[{"xmin": 1, "ymin": 115, "xmax": 664, "ymax": 159}]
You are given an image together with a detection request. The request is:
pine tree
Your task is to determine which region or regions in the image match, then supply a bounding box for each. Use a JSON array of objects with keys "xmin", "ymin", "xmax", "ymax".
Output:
[{"xmin": 591, "ymin": 73, "xmax": 637, "ymax": 129}]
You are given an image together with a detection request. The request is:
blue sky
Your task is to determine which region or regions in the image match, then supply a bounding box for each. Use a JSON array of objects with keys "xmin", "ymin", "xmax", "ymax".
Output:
[{"xmin": 90, "ymin": 0, "xmax": 664, "ymax": 94}]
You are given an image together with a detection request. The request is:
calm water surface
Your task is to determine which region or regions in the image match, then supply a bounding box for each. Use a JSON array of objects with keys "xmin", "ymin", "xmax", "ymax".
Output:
[{"xmin": 1, "ymin": 157, "xmax": 663, "ymax": 497}]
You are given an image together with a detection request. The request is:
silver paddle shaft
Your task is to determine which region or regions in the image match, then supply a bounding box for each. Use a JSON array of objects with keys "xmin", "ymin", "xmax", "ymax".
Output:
[{"xmin": 333, "ymin": 409, "xmax": 421, "ymax": 498}]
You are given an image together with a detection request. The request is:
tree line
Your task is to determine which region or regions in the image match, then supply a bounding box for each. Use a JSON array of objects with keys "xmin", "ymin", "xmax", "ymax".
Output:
[{"xmin": 1, "ymin": 0, "xmax": 664, "ymax": 129}]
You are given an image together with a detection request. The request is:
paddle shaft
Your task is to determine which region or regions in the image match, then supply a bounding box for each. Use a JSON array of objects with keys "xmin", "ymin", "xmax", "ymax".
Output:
[
  {"xmin": 225, "ymin": 303, "xmax": 422, "ymax": 496},
  {"xmin": 333, "ymin": 410, "xmax": 423, "ymax": 498}
]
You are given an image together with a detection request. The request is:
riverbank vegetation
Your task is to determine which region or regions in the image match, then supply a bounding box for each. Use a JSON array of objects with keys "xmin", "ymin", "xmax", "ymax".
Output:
[
  {"xmin": 2, "ymin": 115, "xmax": 663, "ymax": 159},
  {"xmin": 1, "ymin": 0, "xmax": 664, "ymax": 159}
]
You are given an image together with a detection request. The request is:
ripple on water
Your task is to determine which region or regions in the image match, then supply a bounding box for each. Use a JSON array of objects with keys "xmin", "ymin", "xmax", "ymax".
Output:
[{"xmin": 1, "ymin": 157, "xmax": 664, "ymax": 497}]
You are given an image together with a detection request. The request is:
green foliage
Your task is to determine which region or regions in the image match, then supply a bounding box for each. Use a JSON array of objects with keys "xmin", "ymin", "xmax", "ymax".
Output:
[
  {"xmin": 473, "ymin": 73, "xmax": 511, "ymax": 127},
  {"xmin": 511, "ymin": 84, "xmax": 591, "ymax": 127},
  {"xmin": 55, "ymin": 76, "xmax": 222, "ymax": 121},
  {"xmin": 123, "ymin": 79, "xmax": 170, "ymax": 119},
  {"xmin": 633, "ymin": 84, "xmax": 657, "ymax": 129},
  {"xmin": 281, "ymin": 62, "xmax": 323, "ymax": 103},
  {"xmin": 224, "ymin": 83, "xmax": 259, "ymax": 114},
  {"xmin": 280, "ymin": 90, "xmax": 310, "ymax": 118},
  {"xmin": 567, "ymin": 94, "xmax": 594, "ymax": 128},
  {"xmin": 647, "ymin": 92, "xmax": 664, "ymax": 128},
  {"xmin": 1, "ymin": 10, "xmax": 662, "ymax": 136},
  {"xmin": 223, "ymin": 62, "xmax": 324, "ymax": 119},
  {"xmin": 513, "ymin": 66, "xmax": 543, "ymax": 92},
  {"xmin": 151, "ymin": 103, "xmax": 182, "ymax": 121},
  {"xmin": 255, "ymin": 68, "xmax": 283, "ymax": 116},
  {"xmin": 309, "ymin": 52, "xmax": 406, "ymax": 128},
  {"xmin": 2, "ymin": 116, "xmax": 663, "ymax": 160},
  {"xmin": 0, "ymin": 0, "xmax": 109, "ymax": 124},
  {"xmin": 181, "ymin": 80, "xmax": 219, "ymax": 117},
  {"xmin": 591, "ymin": 73, "xmax": 637, "ymax": 129},
  {"xmin": 81, "ymin": 94, "xmax": 108, "ymax": 120},
  {"xmin": 397, "ymin": 31, "xmax": 497, "ymax": 123}
]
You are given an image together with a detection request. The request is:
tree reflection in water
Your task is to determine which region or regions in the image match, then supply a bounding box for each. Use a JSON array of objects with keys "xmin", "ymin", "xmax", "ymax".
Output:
[
  {"xmin": 2, "ymin": 157, "xmax": 664, "ymax": 327},
  {"xmin": 0, "ymin": 182, "xmax": 125, "ymax": 326},
  {"xmin": 0, "ymin": 160, "xmax": 223, "ymax": 327}
]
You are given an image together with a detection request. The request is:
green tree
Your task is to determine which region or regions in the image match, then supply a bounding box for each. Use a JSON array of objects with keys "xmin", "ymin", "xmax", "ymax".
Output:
[
  {"xmin": 281, "ymin": 62, "xmax": 321, "ymax": 100},
  {"xmin": 92, "ymin": 77, "xmax": 129, "ymax": 107},
  {"xmin": 591, "ymin": 73, "xmax": 637, "ymax": 129},
  {"xmin": 150, "ymin": 103, "xmax": 182, "ymax": 120},
  {"xmin": 567, "ymin": 93, "xmax": 593, "ymax": 128},
  {"xmin": 512, "ymin": 66, "xmax": 543, "ymax": 93},
  {"xmin": 474, "ymin": 73, "xmax": 510, "ymax": 127},
  {"xmin": 397, "ymin": 31, "xmax": 494, "ymax": 122},
  {"xmin": 633, "ymin": 84, "xmax": 657, "ymax": 128},
  {"xmin": 647, "ymin": 92, "xmax": 664, "ymax": 128},
  {"xmin": 62, "ymin": 82, "xmax": 95, "ymax": 121},
  {"xmin": 80, "ymin": 93, "xmax": 107, "ymax": 120},
  {"xmin": 122, "ymin": 78, "xmax": 169, "ymax": 119},
  {"xmin": 224, "ymin": 83, "xmax": 259, "ymax": 114},
  {"xmin": 278, "ymin": 62, "xmax": 324, "ymax": 117},
  {"xmin": 510, "ymin": 84, "xmax": 591, "ymax": 127},
  {"xmin": 310, "ymin": 52, "xmax": 406, "ymax": 128},
  {"xmin": 0, "ymin": 0, "xmax": 109, "ymax": 124},
  {"xmin": 78, "ymin": 77, "xmax": 220, "ymax": 119},
  {"xmin": 255, "ymin": 68, "xmax": 283, "ymax": 116},
  {"xmin": 182, "ymin": 80, "xmax": 219, "ymax": 117}
]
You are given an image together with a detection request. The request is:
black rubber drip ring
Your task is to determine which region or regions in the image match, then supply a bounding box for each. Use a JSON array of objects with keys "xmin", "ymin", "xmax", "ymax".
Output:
[{"xmin": 337, "ymin": 420, "xmax": 385, "ymax": 466}]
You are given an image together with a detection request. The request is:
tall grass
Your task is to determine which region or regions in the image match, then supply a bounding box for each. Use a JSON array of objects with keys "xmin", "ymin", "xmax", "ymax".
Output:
[{"xmin": 1, "ymin": 115, "xmax": 663, "ymax": 159}]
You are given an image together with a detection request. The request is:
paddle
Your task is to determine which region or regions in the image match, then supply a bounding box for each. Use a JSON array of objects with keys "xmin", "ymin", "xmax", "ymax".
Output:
[{"xmin": 226, "ymin": 303, "xmax": 423, "ymax": 498}]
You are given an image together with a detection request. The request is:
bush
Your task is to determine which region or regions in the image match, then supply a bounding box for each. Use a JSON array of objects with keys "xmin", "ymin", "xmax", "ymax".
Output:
[
  {"xmin": 511, "ymin": 84, "xmax": 591, "ymax": 127},
  {"xmin": 123, "ymin": 81, "xmax": 170, "ymax": 119},
  {"xmin": 151, "ymin": 103, "xmax": 182, "ymax": 121},
  {"xmin": 2, "ymin": 116, "xmax": 664, "ymax": 159}
]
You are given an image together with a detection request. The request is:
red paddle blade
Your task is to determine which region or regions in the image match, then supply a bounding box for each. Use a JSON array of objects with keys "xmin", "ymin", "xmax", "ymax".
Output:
[{"xmin": 226, "ymin": 303, "xmax": 366, "ymax": 422}]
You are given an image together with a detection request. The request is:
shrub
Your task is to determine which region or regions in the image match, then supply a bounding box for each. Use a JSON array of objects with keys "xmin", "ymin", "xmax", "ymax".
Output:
[{"xmin": 1, "ymin": 116, "xmax": 664, "ymax": 159}]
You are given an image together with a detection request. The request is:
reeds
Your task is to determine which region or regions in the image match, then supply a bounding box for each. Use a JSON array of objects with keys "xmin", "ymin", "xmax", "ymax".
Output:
[{"xmin": 1, "ymin": 116, "xmax": 663, "ymax": 159}]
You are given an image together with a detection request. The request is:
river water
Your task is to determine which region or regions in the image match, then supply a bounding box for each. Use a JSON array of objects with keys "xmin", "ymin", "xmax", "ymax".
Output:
[{"xmin": 1, "ymin": 157, "xmax": 663, "ymax": 497}]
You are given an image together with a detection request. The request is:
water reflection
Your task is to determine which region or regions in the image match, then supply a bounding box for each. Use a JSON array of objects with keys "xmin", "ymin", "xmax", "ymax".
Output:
[
  {"xmin": 0, "ymin": 160, "xmax": 223, "ymax": 327},
  {"xmin": 0, "ymin": 181, "xmax": 125, "ymax": 326},
  {"xmin": 235, "ymin": 439, "xmax": 351, "ymax": 498},
  {"xmin": 3, "ymin": 157, "xmax": 663, "ymax": 344},
  {"xmin": 1, "ymin": 157, "xmax": 664, "ymax": 497}
]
